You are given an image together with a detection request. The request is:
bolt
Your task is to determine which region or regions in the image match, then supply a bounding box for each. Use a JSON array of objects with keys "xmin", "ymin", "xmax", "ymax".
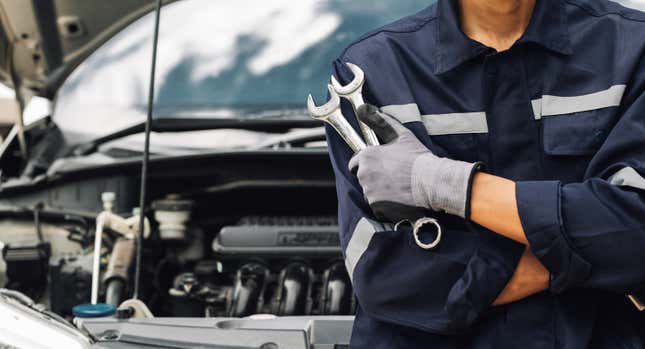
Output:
[{"xmin": 100, "ymin": 330, "xmax": 120, "ymax": 341}]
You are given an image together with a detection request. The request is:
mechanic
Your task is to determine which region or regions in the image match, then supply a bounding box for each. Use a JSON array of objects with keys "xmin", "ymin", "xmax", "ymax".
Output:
[{"xmin": 326, "ymin": 0, "xmax": 645, "ymax": 348}]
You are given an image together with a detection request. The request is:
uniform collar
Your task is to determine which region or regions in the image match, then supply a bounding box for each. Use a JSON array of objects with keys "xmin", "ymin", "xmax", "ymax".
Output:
[{"xmin": 435, "ymin": 0, "xmax": 572, "ymax": 74}]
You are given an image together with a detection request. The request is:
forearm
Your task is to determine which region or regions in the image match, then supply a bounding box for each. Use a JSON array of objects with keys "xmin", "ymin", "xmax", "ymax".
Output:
[
  {"xmin": 493, "ymin": 248, "xmax": 549, "ymax": 305},
  {"xmin": 469, "ymin": 172, "xmax": 549, "ymax": 303},
  {"xmin": 470, "ymin": 172, "xmax": 528, "ymax": 244}
]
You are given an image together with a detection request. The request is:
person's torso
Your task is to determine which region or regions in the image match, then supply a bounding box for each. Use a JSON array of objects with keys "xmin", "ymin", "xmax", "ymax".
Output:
[{"xmin": 340, "ymin": 1, "xmax": 645, "ymax": 348}]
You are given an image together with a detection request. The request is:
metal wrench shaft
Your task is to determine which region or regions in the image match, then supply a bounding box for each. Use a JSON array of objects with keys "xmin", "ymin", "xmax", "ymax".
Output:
[
  {"xmin": 331, "ymin": 63, "xmax": 380, "ymax": 146},
  {"xmin": 344, "ymin": 91, "xmax": 379, "ymax": 146},
  {"xmin": 324, "ymin": 108, "xmax": 367, "ymax": 153},
  {"xmin": 307, "ymin": 86, "xmax": 367, "ymax": 153}
]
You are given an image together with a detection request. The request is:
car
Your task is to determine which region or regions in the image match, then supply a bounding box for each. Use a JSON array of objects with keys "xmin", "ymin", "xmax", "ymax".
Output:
[
  {"xmin": 0, "ymin": 1, "xmax": 429, "ymax": 348},
  {"xmin": 1, "ymin": 1, "xmax": 643, "ymax": 348}
]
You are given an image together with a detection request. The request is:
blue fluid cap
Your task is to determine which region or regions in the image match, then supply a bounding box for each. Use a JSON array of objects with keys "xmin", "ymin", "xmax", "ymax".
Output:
[{"xmin": 72, "ymin": 303, "xmax": 117, "ymax": 318}]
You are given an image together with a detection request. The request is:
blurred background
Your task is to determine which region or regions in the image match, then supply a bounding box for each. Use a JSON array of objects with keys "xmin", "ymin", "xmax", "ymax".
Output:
[{"xmin": 0, "ymin": 0, "xmax": 642, "ymax": 148}]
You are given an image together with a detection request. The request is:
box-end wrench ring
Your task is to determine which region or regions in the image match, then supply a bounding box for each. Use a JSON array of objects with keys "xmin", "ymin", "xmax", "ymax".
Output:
[
  {"xmin": 307, "ymin": 85, "xmax": 367, "ymax": 153},
  {"xmin": 330, "ymin": 62, "xmax": 379, "ymax": 146},
  {"xmin": 413, "ymin": 217, "xmax": 442, "ymax": 250}
]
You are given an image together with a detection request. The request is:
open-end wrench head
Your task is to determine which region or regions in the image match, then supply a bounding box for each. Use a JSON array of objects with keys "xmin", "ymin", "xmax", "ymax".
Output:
[
  {"xmin": 330, "ymin": 62, "xmax": 365, "ymax": 95},
  {"xmin": 307, "ymin": 85, "xmax": 341, "ymax": 118}
]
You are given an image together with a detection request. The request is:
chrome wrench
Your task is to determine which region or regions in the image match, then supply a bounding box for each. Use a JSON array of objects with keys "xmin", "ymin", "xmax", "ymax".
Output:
[
  {"xmin": 307, "ymin": 85, "xmax": 367, "ymax": 153},
  {"xmin": 330, "ymin": 62, "xmax": 380, "ymax": 146},
  {"xmin": 329, "ymin": 65, "xmax": 443, "ymax": 248}
]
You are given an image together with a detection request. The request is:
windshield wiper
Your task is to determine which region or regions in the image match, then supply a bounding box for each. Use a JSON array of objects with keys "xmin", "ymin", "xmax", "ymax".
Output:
[{"xmin": 71, "ymin": 117, "xmax": 322, "ymax": 156}]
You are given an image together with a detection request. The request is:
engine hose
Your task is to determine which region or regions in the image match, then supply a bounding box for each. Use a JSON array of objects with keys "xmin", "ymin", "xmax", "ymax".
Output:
[
  {"xmin": 105, "ymin": 279, "xmax": 125, "ymax": 306},
  {"xmin": 103, "ymin": 238, "xmax": 135, "ymax": 305}
]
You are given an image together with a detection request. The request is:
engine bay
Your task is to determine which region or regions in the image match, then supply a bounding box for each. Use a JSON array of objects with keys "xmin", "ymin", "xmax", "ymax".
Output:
[{"xmin": 0, "ymin": 150, "xmax": 352, "ymax": 321}]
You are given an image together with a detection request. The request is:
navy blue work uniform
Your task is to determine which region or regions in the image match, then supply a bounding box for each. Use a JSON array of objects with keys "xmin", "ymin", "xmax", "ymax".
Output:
[{"xmin": 325, "ymin": 0, "xmax": 645, "ymax": 348}]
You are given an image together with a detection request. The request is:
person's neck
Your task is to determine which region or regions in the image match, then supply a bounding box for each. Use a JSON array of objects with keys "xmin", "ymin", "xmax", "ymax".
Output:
[{"xmin": 459, "ymin": 0, "xmax": 536, "ymax": 52}]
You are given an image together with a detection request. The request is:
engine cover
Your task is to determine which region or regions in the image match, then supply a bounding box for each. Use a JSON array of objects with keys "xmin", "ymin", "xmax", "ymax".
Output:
[{"xmin": 213, "ymin": 225, "xmax": 341, "ymax": 256}]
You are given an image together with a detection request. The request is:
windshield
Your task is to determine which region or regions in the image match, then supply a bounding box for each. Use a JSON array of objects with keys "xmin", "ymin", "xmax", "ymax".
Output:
[{"xmin": 54, "ymin": 0, "xmax": 432, "ymax": 140}]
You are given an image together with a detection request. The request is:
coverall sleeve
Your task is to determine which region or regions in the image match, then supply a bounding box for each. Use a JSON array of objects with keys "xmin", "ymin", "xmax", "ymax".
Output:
[
  {"xmin": 517, "ymin": 70, "xmax": 645, "ymax": 294},
  {"xmin": 327, "ymin": 58, "xmax": 524, "ymax": 334}
]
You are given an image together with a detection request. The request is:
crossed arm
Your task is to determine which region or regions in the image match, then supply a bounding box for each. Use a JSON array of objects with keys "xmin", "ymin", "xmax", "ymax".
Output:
[{"xmin": 469, "ymin": 172, "xmax": 550, "ymax": 305}]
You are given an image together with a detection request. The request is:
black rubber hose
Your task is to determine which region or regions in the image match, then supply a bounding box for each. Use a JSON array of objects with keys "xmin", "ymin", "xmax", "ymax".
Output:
[{"xmin": 105, "ymin": 279, "xmax": 125, "ymax": 306}]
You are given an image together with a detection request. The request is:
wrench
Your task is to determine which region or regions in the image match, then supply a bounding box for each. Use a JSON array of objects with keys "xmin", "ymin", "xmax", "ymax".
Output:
[
  {"xmin": 330, "ymin": 63, "xmax": 380, "ymax": 146},
  {"xmin": 331, "ymin": 65, "xmax": 443, "ymax": 247},
  {"xmin": 307, "ymin": 85, "xmax": 367, "ymax": 153},
  {"xmin": 413, "ymin": 217, "xmax": 442, "ymax": 250}
]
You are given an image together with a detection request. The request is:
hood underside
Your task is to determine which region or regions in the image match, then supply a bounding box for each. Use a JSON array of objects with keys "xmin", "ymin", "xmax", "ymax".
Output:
[
  {"xmin": 2, "ymin": 0, "xmax": 645, "ymax": 102},
  {"xmin": 0, "ymin": 0, "xmax": 174, "ymax": 99}
]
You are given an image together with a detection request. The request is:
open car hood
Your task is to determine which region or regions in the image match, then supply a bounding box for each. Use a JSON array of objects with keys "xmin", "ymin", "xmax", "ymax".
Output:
[
  {"xmin": 1, "ymin": 0, "xmax": 644, "ymax": 100},
  {"xmin": 0, "ymin": 0, "xmax": 174, "ymax": 99}
]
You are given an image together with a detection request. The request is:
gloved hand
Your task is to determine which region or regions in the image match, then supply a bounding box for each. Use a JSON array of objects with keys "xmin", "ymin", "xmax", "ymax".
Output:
[{"xmin": 349, "ymin": 104, "xmax": 481, "ymax": 222}]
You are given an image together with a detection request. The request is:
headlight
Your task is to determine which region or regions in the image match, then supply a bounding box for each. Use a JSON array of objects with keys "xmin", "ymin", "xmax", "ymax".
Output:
[{"xmin": 0, "ymin": 290, "xmax": 92, "ymax": 349}]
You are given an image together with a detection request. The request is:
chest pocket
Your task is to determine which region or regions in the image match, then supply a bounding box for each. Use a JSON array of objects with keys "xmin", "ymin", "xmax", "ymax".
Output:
[{"xmin": 533, "ymin": 85, "xmax": 625, "ymax": 156}]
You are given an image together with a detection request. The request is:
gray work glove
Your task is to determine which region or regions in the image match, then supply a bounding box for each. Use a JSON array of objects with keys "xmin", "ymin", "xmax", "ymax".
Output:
[{"xmin": 349, "ymin": 104, "xmax": 481, "ymax": 222}]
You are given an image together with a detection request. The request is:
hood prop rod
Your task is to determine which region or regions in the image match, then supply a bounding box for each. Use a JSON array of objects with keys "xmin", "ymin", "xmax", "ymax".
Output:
[
  {"xmin": 7, "ymin": 45, "xmax": 28, "ymax": 160},
  {"xmin": 133, "ymin": 0, "xmax": 163, "ymax": 301}
]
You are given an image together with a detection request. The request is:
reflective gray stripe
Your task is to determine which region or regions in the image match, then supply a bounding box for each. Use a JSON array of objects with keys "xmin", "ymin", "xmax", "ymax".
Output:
[
  {"xmin": 531, "ymin": 99, "xmax": 542, "ymax": 120},
  {"xmin": 380, "ymin": 103, "xmax": 488, "ymax": 135},
  {"xmin": 532, "ymin": 84, "xmax": 626, "ymax": 120},
  {"xmin": 381, "ymin": 103, "xmax": 421, "ymax": 123},
  {"xmin": 344, "ymin": 217, "xmax": 388, "ymax": 282},
  {"xmin": 422, "ymin": 112, "xmax": 488, "ymax": 135},
  {"xmin": 608, "ymin": 167, "xmax": 645, "ymax": 191}
]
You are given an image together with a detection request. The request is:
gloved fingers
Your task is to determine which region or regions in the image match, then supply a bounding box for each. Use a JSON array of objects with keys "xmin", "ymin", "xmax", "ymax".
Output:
[
  {"xmin": 370, "ymin": 201, "xmax": 427, "ymax": 223},
  {"xmin": 348, "ymin": 153, "xmax": 360, "ymax": 173},
  {"xmin": 356, "ymin": 104, "xmax": 407, "ymax": 143},
  {"xmin": 348, "ymin": 145, "xmax": 379, "ymax": 173},
  {"xmin": 348, "ymin": 154, "xmax": 371, "ymax": 206}
]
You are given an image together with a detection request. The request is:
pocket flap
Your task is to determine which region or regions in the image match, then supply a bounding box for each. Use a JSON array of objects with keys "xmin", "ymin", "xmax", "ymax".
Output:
[
  {"xmin": 542, "ymin": 109, "xmax": 615, "ymax": 156},
  {"xmin": 535, "ymin": 85, "xmax": 624, "ymax": 156},
  {"xmin": 532, "ymin": 85, "xmax": 625, "ymax": 120}
]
